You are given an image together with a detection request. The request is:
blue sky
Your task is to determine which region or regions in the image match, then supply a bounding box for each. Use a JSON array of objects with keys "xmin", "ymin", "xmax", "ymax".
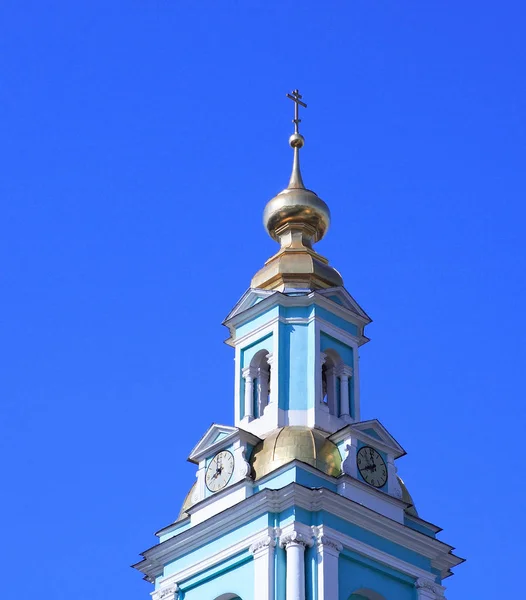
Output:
[{"xmin": 1, "ymin": 1, "xmax": 525, "ymax": 598}]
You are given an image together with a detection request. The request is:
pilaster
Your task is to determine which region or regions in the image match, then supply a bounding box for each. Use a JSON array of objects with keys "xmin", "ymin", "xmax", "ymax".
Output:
[
  {"xmin": 250, "ymin": 534, "xmax": 277, "ymax": 600},
  {"xmin": 415, "ymin": 578, "xmax": 445, "ymax": 600},
  {"xmin": 313, "ymin": 527, "xmax": 343, "ymax": 599}
]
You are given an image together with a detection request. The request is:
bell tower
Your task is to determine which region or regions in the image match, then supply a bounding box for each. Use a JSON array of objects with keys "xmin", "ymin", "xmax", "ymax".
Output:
[
  {"xmin": 133, "ymin": 91, "xmax": 463, "ymax": 600},
  {"xmin": 224, "ymin": 90, "xmax": 370, "ymax": 439}
]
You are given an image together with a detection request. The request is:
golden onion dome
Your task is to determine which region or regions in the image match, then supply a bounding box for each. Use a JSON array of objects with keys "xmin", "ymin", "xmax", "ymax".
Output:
[
  {"xmin": 251, "ymin": 93, "xmax": 343, "ymax": 292},
  {"xmin": 263, "ymin": 133, "xmax": 331, "ymax": 245},
  {"xmin": 398, "ymin": 476, "xmax": 418, "ymax": 516},
  {"xmin": 250, "ymin": 426, "xmax": 342, "ymax": 480}
]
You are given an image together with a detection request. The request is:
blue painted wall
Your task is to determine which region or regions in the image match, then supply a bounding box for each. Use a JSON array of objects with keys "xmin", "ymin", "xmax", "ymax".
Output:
[
  {"xmin": 339, "ymin": 552, "xmax": 416, "ymax": 600},
  {"xmin": 181, "ymin": 555, "xmax": 254, "ymax": 600},
  {"xmin": 320, "ymin": 332, "xmax": 354, "ymax": 365}
]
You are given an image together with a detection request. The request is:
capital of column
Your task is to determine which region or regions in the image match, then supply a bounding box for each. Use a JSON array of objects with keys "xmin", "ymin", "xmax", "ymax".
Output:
[
  {"xmin": 242, "ymin": 365, "xmax": 257, "ymax": 380},
  {"xmin": 337, "ymin": 364, "xmax": 353, "ymax": 379},
  {"xmin": 152, "ymin": 582, "xmax": 179, "ymax": 600},
  {"xmin": 280, "ymin": 530, "xmax": 312, "ymax": 550},
  {"xmin": 316, "ymin": 534, "xmax": 343, "ymax": 554},
  {"xmin": 250, "ymin": 535, "xmax": 277, "ymax": 557},
  {"xmin": 415, "ymin": 578, "xmax": 443, "ymax": 598}
]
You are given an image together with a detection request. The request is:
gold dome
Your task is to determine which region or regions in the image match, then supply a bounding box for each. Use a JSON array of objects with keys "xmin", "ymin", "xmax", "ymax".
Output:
[
  {"xmin": 250, "ymin": 426, "xmax": 342, "ymax": 480},
  {"xmin": 177, "ymin": 482, "xmax": 196, "ymax": 521},
  {"xmin": 398, "ymin": 476, "xmax": 418, "ymax": 516}
]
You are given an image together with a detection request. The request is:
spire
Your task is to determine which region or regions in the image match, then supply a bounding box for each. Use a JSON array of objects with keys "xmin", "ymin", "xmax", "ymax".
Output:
[
  {"xmin": 286, "ymin": 89, "xmax": 307, "ymax": 189},
  {"xmin": 250, "ymin": 90, "xmax": 344, "ymax": 292}
]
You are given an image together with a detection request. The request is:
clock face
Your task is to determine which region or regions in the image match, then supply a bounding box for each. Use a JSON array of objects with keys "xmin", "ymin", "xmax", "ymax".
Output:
[
  {"xmin": 357, "ymin": 446, "xmax": 388, "ymax": 488},
  {"xmin": 205, "ymin": 450, "xmax": 235, "ymax": 493}
]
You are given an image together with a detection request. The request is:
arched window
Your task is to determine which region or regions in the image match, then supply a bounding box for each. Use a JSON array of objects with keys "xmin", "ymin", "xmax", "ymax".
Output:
[
  {"xmin": 242, "ymin": 350, "xmax": 272, "ymax": 420},
  {"xmin": 349, "ymin": 589, "xmax": 386, "ymax": 600},
  {"xmin": 214, "ymin": 595, "xmax": 242, "ymax": 600}
]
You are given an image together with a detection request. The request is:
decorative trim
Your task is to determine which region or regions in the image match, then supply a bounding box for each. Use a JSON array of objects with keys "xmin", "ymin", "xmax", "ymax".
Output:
[
  {"xmin": 153, "ymin": 526, "xmax": 276, "ymax": 592},
  {"xmin": 249, "ymin": 535, "xmax": 277, "ymax": 556},
  {"xmin": 151, "ymin": 582, "xmax": 179, "ymax": 600},
  {"xmin": 316, "ymin": 524, "xmax": 438, "ymax": 583},
  {"xmin": 416, "ymin": 578, "xmax": 445, "ymax": 597},
  {"xmin": 316, "ymin": 534, "xmax": 343, "ymax": 554},
  {"xmin": 135, "ymin": 483, "xmax": 463, "ymax": 581},
  {"xmin": 280, "ymin": 530, "xmax": 312, "ymax": 549}
]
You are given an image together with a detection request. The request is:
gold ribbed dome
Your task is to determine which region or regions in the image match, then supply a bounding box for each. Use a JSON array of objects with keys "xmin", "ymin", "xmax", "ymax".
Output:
[
  {"xmin": 398, "ymin": 476, "xmax": 418, "ymax": 516},
  {"xmin": 250, "ymin": 426, "xmax": 342, "ymax": 479},
  {"xmin": 177, "ymin": 482, "xmax": 196, "ymax": 521}
]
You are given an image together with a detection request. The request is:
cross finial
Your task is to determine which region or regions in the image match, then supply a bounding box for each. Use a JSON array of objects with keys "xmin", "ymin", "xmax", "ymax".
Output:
[{"xmin": 286, "ymin": 89, "xmax": 307, "ymax": 134}]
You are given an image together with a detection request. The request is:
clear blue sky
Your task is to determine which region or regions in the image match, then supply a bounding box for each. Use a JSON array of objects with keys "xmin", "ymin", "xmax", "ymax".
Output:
[{"xmin": 1, "ymin": 1, "xmax": 524, "ymax": 598}]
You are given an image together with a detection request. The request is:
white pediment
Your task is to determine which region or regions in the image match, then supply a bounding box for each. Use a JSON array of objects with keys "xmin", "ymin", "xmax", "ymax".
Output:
[
  {"xmin": 316, "ymin": 287, "xmax": 372, "ymax": 323},
  {"xmin": 223, "ymin": 288, "xmax": 275, "ymax": 324},
  {"xmin": 188, "ymin": 424, "xmax": 262, "ymax": 465},
  {"xmin": 188, "ymin": 424, "xmax": 239, "ymax": 464},
  {"xmin": 351, "ymin": 419, "xmax": 406, "ymax": 458}
]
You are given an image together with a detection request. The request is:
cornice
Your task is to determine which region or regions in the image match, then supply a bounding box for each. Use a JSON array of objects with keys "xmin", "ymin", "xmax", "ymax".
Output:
[
  {"xmin": 134, "ymin": 482, "xmax": 463, "ymax": 581},
  {"xmin": 224, "ymin": 288, "xmax": 369, "ymax": 342}
]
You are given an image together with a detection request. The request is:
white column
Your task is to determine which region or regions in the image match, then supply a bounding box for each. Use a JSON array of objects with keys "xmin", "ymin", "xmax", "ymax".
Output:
[
  {"xmin": 326, "ymin": 366, "xmax": 337, "ymax": 415},
  {"xmin": 415, "ymin": 578, "xmax": 444, "ymax": 600},
  {"xmin": 258, "ymin": 366, "xmax": 270, "ymax": 415},
  {"xmin": 266, "ymin": 352, "xmax": 276, "ymax": 404},
  {"xmin": 315, "ymin": 534, "xmax": 342, "ymax": 599},
  {"xmin": 338, "ymin": 365, "xmax": 353, "ymax": 419},
  {"xmin": 319, "ymin": 352, "xmax": 329, "ymax": 413},
  {"xmin": 250, "ymin": 536, "xmax": 276, "ymax": 600},
  {"xmin": 280, "ymin": 532, "xmax": 310, "ymax": 600},
  {"xmin": 242, "ymin": 366, "xmax": 256, "ymax": 421}
]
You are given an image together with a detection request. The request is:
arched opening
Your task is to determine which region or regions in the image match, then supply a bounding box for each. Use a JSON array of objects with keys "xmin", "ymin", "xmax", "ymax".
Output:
[
  {"xmin": 214, "ymin": 595, "xmax": 242, "ymax": 600},
  {"xmin": 321, "ymin": 349, "xmax": 343, "ymax": 415},
  {"xmin": 250, "ymin": 350, "xmax": 271, "ymax": 418},
  {"xmin": 349, "ymin": 589, "xmax": 386, "ymax": 600}
]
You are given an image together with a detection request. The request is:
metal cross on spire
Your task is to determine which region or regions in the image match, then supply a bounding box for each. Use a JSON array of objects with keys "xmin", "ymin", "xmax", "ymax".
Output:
[{"xmin": 286, "ymin": 89, "xmax": 307, "ymax": 134}]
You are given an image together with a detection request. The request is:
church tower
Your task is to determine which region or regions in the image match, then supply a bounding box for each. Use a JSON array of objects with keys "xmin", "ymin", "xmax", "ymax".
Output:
[{"xmin": 133, "ymin": 91, "xmax": 463, "ymax": 600}]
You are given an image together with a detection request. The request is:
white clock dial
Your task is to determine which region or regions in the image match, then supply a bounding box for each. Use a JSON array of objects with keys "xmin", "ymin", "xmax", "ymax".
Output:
[
  {"xmin": 205, "ymin": 450, "xmax": 235, "ymax": 492},
  {"xmin": 357, "ymin": 446, "xmax": 388, "ymax": 488}
]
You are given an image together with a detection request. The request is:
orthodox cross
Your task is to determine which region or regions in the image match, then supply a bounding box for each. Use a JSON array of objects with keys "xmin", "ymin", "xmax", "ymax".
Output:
[{"xmin": 286, "ymin": 89, "xmax": 307, "ymax": 134}]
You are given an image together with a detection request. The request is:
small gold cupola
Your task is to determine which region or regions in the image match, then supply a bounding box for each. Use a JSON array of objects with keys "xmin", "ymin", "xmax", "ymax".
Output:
[{"xmin": 251, "ymin": 90, "xmax": 343, "ymax": 291}]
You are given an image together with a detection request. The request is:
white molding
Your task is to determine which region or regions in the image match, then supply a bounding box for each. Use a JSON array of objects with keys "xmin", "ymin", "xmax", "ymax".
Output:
[
  {"xmin": 156, "ymin": 526, "xmax": 276, "ymax": 592},
  {"xmin": 224, "ymin": 289, "xmax": 371, "ymax": 348},
  {"xmin": 135, "ymin": 483, "xmax": 462, "ymax": 581},
  {"xmin": 319, "ymin": 524, "xmax": 438, "ymax": 582},
  {"xmin": 233, "ymin": 317, "xmax": 278, "ymax": 350},
  {"xmin": 329, "ymin": 421, "xmax": 405, "ymax": 459}
]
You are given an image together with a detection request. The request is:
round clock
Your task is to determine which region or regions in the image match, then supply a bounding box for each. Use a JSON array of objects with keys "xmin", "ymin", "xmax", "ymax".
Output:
[
  {"xmin": 356, "ymin": 446, "xmax": 388, "ymax": 488},
  {"xmin": 205, "ymin": 450, "xmax": 235, "ymax": 492}
]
